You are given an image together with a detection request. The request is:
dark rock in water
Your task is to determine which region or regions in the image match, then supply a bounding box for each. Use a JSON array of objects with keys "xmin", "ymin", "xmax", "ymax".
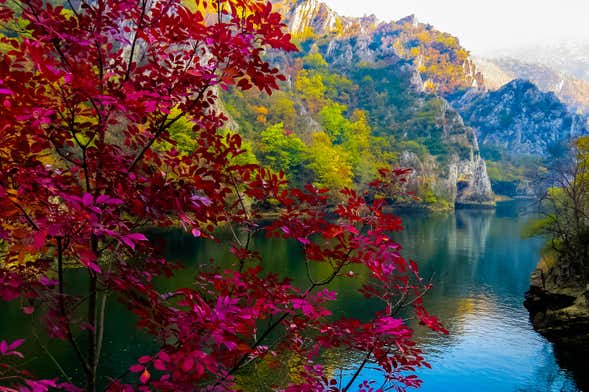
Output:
[{"xmin": 524, "ymin": 263, "xmax": 589, "ymax": 388}]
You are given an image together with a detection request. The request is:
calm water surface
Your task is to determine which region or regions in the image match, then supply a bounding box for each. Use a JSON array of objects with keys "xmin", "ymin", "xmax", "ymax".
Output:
[
  {"xmin": 0, "ymin": 201, "xmax": 582, "ymax": 390},
  {"xmin": 351, "ymin": 202, "xmax": 581, "ymax": 391}
]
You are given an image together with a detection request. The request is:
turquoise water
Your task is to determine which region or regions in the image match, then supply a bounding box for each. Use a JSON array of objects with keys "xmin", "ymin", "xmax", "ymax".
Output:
[
  {"xmin": 345, "ymin": 203, "xmax": 581, "ymax": 391},
  {"xmin": 0, "ymin": 201, "xmax": 582, "ymax": 390}
]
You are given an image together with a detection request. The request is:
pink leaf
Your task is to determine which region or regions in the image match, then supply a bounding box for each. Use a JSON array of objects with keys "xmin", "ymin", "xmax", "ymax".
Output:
[
  {"xmin": 153, "ymin": 359, "xmax": 166, "ymax": 371},
  {"xmin": 127, "ymin": 233, "xmax": 148, "ymax": 242},
  {"xmin": 181, "ymin": 357, "xmax": 194, "ymax": 372},
  {"xmin": 96, "ymin": 194, "xmax": 124, "ymax": 206},
  {"xmin": 121, "ymin": 233, "xmax": 147, "ymax": 249},
  {"xmin": 158, "ymin": 351, "xmax": 170, "ymax": 362},
  {"xmin": 297, "ymin": 237, "xmax": 310, "ymax": 245},
  {"xmin": 129, "ymin": 364, "xmax": 144, "ymax": 373},
  {"xmin": 139, "ymin": 369, "xmax": 150, "ymax": 384},
  {"xmin": 82, "ymin": 193, "xmax": 93, "ymax": 207},
  {"xmin": 8, "ymin": 339, "xmax": 24, "ymax": 351}
]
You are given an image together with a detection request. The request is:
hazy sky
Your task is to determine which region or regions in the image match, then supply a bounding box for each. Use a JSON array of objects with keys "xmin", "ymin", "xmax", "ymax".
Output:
[{"xmin": 321, "ymin": 0, "xmax": 589, "ymax": 55}]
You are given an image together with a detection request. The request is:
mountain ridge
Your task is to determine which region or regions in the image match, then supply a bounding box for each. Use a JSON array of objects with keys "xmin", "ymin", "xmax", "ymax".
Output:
[
  {"xmin": 475, "ymin": 56, "xmax": 589, "ymax": 115},
  {"xmin": 222, "ymin": 0, "xmax": 587, "ymax": 204},
  {"xmin": 450, "ymin": 79, "xmax": 588, "ymax": 156}
]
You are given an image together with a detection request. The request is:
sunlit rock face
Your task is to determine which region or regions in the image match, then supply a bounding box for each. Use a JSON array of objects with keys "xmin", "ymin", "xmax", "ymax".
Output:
[
  {"xmin": 450, "ymin": 79, "xmax": 588, "ymax": 156},
  {"xmin": 274, "ymin": 0, "xmax": 484, "ymax": 93},
  {"xmin": 267, "ymin": 0, "xmax": 494, "ymax": 207},
  {"xmin": 475, "ymin": 57, "xmax": 589, "ymax": 114}
]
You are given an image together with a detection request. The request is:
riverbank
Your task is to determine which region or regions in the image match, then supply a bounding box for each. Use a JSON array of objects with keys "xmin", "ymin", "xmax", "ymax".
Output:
[{"xmin": 524, "ymin": 257, "xmax": 589, "ymax": 390}]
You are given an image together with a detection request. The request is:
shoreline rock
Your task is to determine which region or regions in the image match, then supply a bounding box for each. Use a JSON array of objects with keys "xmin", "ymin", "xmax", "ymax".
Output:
[{"xmin": 524, "ymin": 261, "xmax": 589, "ymax": 389}]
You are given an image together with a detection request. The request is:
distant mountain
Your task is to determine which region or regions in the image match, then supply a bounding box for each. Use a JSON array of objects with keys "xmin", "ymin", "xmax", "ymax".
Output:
[
  {"xmin": 475, "ymin": 57, "xmax": 589, "ymax": 114},
  {"xmin": 450, "ymin": 79, "xmax": 588, "ymax": 156},
  {"xmin": 486, "ymin": 42, "xmax": 589, "ymax": 82}
]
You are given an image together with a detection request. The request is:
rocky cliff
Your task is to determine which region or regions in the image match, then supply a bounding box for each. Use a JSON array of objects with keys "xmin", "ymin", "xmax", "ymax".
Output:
[
  {"xmin": 275, "ymin": 0, "xmax": 484, "ymax": 94},
  {"xmin": 396, "ymin": 102, "xmax": 493, "ymax": 207},
  {"xmin": 475, "ymin": 57, "xmax": 589, "ymax": 115},
  {"xmin": 268, "ymin": 0, "xmax": 494, "ymax": 207},
  {"xmin": 450, "ymin": 79, "xmax": 588, "ymax": 156}
]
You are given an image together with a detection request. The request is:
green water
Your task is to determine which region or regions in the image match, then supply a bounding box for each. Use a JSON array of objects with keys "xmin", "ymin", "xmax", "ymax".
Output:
[{"xmin": 0, "ymin": 201, "xmax": 583, "ymax": 390}]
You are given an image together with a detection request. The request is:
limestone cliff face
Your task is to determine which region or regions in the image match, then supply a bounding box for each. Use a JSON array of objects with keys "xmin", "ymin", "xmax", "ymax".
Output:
[
  {"xmin": 284, "ymin": 0, "xmax": 340, "ymax": 36},
  {"xmin": 451, "ymin": 79, "xmax": 588, "ymax": 156},
  {"xmin": 275, "ymin": 0, "xmax": 484, "ymax": 93},
  {"xmin": 266, "ymin": 0, "xmax": 494, "ymax": 207},
  {"xmin": 399, "ymin": 150, "xmax": 493, "ymax": 207},
  {"xmin": 397, "ymin": 103, "xmax": 493, "ymax": 207}
]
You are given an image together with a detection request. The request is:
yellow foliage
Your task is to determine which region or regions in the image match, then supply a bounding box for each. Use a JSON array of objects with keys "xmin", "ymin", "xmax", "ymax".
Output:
[
  {"xmin": 254, "ymin": 105, "xmax": 269, "ymax": 124},
  {"xmin": 308, "ymin": 132, "xmax": 353, "ymax": 191},
  {"xmin": 423, "ymin": 79, "xmax": 437, "ymax": 93}
]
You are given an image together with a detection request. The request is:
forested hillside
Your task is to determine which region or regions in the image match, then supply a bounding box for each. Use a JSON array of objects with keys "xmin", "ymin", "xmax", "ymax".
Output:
[{"xmin": 212, "ymin": 0, "xmax": 495, "ymax": 208}]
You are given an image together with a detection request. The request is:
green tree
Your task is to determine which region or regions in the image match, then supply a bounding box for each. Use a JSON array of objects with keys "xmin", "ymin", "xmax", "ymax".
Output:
[
  {"xmin": 307, "ymin": 132, "xmax": 353, "ymax": 191},
  {"xmin": 530, "ymin": 137, "xmax": 589, "ymax": 284},
  {"xmin": 259, "ymin": 123, "xmax": 308, "ymax": 182},
  {"xmin": 318, "ymin": 102, "xmax": 351, "ymax": 144}
]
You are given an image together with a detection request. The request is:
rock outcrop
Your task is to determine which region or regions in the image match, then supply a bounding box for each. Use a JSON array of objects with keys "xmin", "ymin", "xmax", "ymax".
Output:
[
  {"xmin": 252, "ymin": 0, "xmax": 496, "ymax": 208},
  {"xmin": 475, "ymin": 57, "xmax": 589, "ymax": 114},
  {"xmin": 399, "ymin": 149, "xmax": 493, "ymax": 208},
  {"xmin": 451, "ymin": 79, "xmax": 588, "ymax": 156},
  {"xmin": 524, "ymin": 259, "xmax": 589, "ymax": 383},
  {"xmin": 275, "ymin": 0, "xmax": 484, "ymax": 94}
]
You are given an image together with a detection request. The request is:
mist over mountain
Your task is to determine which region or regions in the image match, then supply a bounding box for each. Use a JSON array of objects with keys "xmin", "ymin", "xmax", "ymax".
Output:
[{"xmin": 486, "ymin": 42, "xmax": 589, "ymax": 82}]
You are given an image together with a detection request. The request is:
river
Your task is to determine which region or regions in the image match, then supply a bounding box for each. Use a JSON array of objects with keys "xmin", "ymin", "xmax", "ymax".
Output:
[
  {"xmin": 352, "ymin": 202, "xmax": 581, "ymax": 391},
  {"xmin": 0, "ymin": 201, "xmax": 582, "ymax": 391}
]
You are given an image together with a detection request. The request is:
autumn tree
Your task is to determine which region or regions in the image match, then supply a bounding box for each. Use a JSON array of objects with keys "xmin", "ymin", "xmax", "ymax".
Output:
[
  {"xmin": 0, "ymin": 1, "xmax": 445, "ymax": 391},
  {"xmin": 259, "ymin": 122, "xmax": 307, "ymax": 182},
  {"xmin": 531, "ymin": 136, "xmax": 589, "ymax": 284}
]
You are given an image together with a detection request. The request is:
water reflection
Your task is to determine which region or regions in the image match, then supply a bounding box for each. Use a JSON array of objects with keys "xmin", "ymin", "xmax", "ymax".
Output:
[
  {"xmin": 0, "ymin": 202, "xmax": 581, "ymax": 391},
  {"xmin": 355, "ymin": 202, "xmax": 579, "ymax": 391}
]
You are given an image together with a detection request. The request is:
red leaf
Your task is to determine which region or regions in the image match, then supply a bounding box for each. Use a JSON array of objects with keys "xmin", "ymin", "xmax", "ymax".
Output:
[
  {"xmin": 139, "ymin": 369, "xmax": 150, "ymax": 384},
  {"xmin": 129, "ymin": 365, "xmax": 144, "ymax": 373},
  {"xmin": 82, "ymin": 193, "xmax": 94, "ymax": 206},
  {"xmin": 181, "ymin": 357, "xmax": 194, "ymax": 372}
]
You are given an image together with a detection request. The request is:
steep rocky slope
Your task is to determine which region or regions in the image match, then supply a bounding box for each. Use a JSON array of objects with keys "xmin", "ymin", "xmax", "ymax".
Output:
[
  {"xmin": 450, "ymin": 79, "xmax": 588, "ymax": 156},
  {"xmin": 250, "ymin": 0, "xmax": 494, "ymax": 207},
  {"xmin": 475, "ymin": 57, "xmax": 589, "ymax": 114},
  {"xmin": 276, "ymin": 0, "xmax": 484, "ymax": 94}
]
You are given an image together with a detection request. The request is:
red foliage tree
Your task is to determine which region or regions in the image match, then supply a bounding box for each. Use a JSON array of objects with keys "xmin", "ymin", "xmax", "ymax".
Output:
[{"xmin": 0, "ymin": 1, "xmax": 446, "ymax": 391}]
